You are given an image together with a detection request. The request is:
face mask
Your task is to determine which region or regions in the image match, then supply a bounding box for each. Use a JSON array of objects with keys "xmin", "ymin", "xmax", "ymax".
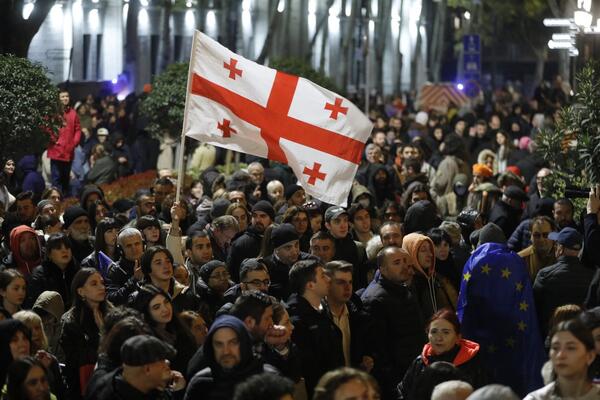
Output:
[{"xmin": 358, "ymin": 198, "xmax": 370, "ymax": 208}]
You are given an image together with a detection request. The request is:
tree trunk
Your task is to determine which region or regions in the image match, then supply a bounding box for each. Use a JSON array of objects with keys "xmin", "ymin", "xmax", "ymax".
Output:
[
  {"xmin": 0, "ymin": 0, "xmax": 56, "ymax": 57},
  {"xmin": 256, "ymin": 0, "xmax": 280, "ymax": 64},
  {"xmin": 339, "ymin": 0, "xmax": 357, "ymax": 93},
  {"xmin": 306, "ymin": 0, "xmax": 335, "ymax": 62},
  {"xmin": 394, "ymin": 0, "xmax": 404, "ymax": 93},
  {"xmin": 319, "ymin": 16, "xmax": 329, "ymax": 73},
  {"xmin": 533, "ymin": 47, "xmax": 547, "ymax": 94},
  {"xmin": 410, "ymin": 7, "xmax": 424, "ymax": 91},
  {"xmin": 374, "ymin": 0, "xmax": 390, "ymax": 95},
  {"xmin": 429, "ymin": 0, "xmax": 446, "ymax": 82},
  {"xmin": 124, "ymin": 0, "xmax": 140, "ymax": 92},
  {"xmin": 158, "ymin": 0, "xmax": 172, "ymax": 73}
]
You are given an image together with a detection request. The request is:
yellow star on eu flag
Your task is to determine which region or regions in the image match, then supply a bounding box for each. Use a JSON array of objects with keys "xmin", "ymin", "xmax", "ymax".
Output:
[
  {"xmin": 517, "ymin": 321, "xmax": 527, "ymax": 331},
  {"xmin": 515, "ymin": 282, "xmax": 523, "ymax": 292},
  {"xmin": 501, "ymin": 268, "xmax": 512, "ymax": 279},
  {"xmin": 481, "ymin": 264, "xmax": 491, "ymax": 275},
  {"xmin": 463, "ymin": 272, "xmax": 471, "ymax": 282},
  {"xmin": 519, "ymin": 301, "xmax": 529, "ymax": 311},
  {"xmin": 505, "ymin": 337, "xmax": 516, "ymax": 348}
]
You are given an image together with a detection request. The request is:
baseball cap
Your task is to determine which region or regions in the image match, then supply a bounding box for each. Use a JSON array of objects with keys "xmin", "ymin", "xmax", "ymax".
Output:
[
  {"xmin": 548, "ymin": 227, "xmax": 582, "ymax": 250},
  {"xmin": 325, "ymin": 206, "xmax": 348, "ymax": 223},
  {"xmin": 120, "ymin": 334, "xmax": 176, "ymax": 366},
  {"xmin": 97, "ymin": 127, "xmax": 109, "ymax": 136}
]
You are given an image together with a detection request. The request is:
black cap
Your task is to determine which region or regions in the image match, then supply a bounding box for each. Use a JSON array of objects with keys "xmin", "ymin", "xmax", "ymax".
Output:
[
  {"xmin": 284, "ymin": 184, "xmax": 304, "ymax": 200},
  {"xmin": 271, "ymin": 223, "xmax": 299, "ymax": 248},
  {"xmin": 548, "ymin": 227, "xmax": 582, "ymax": 250},
  {"xmin": 112, "ymin": 198, "xmax": 135, "ymax": 213},
  {"xmin": 63, "ymin": 206, "xmax": 88, "ymax": 229},
  {"xmin": 325, "ymin": 206, "xmax": 348, "ymax": 223},
  {"xmin": 504, "ymin": 185, "xmax": 529, "ymax": 201},
  {"xmin": 251, "ymin": 200, "xmax": 275, "ymax": 221},
  {"xmin": 120, "ymin": 334, "xmax": 176, "ymax": 366}
]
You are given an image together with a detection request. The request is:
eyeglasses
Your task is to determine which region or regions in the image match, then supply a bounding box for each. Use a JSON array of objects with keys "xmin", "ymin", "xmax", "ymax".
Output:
[{"xmin": 244, "ymin": 279, "xmax": 271, "ymax": 287}]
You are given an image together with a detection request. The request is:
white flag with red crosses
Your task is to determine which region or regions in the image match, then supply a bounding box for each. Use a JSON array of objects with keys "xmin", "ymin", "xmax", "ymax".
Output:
[{"xmin": 183, "ymin": 31, "xmax": 373, "ymax": 206}]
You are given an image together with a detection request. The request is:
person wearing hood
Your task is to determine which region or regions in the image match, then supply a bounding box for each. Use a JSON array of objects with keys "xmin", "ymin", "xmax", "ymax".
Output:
[
  {"xmin": 402, "ymin": 233, "xmax": 457, "ymax": 320},
  {"xmin": 397, "ymin": 308, "xmax": 487, "ymax": 400},
  {"xmin": 110, "ymin": 131, "xmax": 133, "ymax": 178},
  {"xmin": 431, "ymin": 134, "xmax": 470, "ymax": 216},
  {"xmin": 366, "ymin": 164, "xmax": 396, "ymax": 209},
  {"xmin": 32, "ymin": 291, "xmax": 64, "ymax": 355},
  {"xmin": 17, "ymin": 155, "xmax": 45, "ymax": 200},
  {"xmin": 0, "ymin": 225, "xmax": 42, "ymax": 278},
  {"xmin": 403, "ymin": 200, "xmax": 442, "ymax": 235},
  {"xmin": 184, "ymin": 315, "xmax": 276, "ymax": 400},
  {"xmin": 360, "ymin": 246, "xmax": 426, "ymax": 400},
  {"xmin": 488, "ymin": 185, "xmax": 529, "ymax": 239}
]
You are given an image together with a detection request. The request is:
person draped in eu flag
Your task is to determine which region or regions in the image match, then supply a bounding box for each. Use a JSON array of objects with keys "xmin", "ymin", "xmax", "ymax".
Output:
[{"xmin": 457, "ymin": 222, "xmax": 546, "ymax": 396}]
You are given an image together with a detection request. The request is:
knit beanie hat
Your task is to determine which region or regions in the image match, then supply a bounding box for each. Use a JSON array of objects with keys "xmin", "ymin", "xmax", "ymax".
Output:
[
  {"xmin": 284, "ymin": 184, "xmax": 303, "ymax": 201},
  {"xmin": 477, "ymin": 222, "xmax": 506, "ymax": 245},
  {"xmin": 251, "ymin": 200, "xmax": 275, "ymax": 221},
  {"xmin": 271, "ymin": 223, "xmax": 299, "ymax": 248},
  {"xmin": 63, "ymin": 206, "xmax": 88, "ymax": 229},
  {"xmin": 199, "ymin": 260, "xmax": 227, "ymax": 283}
]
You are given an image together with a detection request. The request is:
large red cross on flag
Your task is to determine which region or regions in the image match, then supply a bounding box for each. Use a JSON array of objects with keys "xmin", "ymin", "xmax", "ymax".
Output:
[{"xmin": 182, "ymin": 31, "xmax": 372, "ymax": 206}]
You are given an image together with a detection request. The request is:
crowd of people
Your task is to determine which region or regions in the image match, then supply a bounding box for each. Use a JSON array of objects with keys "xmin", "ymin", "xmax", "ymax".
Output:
[{"xmin": 0, "ymin": 77, "xmax": 599, "ymax": 400}]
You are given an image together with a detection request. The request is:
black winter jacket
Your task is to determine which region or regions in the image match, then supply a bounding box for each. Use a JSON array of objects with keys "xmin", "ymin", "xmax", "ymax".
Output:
[
  {"xmin": 286, "ymin": 293, "xmax": 345, "ymax": 397},
  {"xmin": 226, "ymin": 226, "xmax": 263, "ymax": 282},
  {"xmin": 26, "ymin": 260, "xmax": 80, "ymax": 309},
  {"xmin": 360, "ymin": 275, "xmax": 426, "ymax": 400},
  {"xmin": 263, "ymin": 252, "xmax": 312, "ymax": 300}
]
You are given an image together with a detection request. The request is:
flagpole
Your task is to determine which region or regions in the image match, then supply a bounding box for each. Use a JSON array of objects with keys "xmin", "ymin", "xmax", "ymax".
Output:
[{"xmin": 175, "ymin": 30, "xmax": 200, "ymax": 203}]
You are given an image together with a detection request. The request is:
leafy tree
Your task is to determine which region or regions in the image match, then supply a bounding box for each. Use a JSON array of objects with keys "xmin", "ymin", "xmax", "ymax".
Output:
[
  {"xmin": 140, "ymin": 62, "xmax": 188, "ymax": 139},
  {"xmin": 0, "ymin": 55, "xmax": 61, "ymax": 162},
  {"xmin": 269, "ymin": 57, "xmax": 342, "ymax": 95},
  {"xmin": 535, "ymin": 62, "xmax": 600, "ymax": 212}
]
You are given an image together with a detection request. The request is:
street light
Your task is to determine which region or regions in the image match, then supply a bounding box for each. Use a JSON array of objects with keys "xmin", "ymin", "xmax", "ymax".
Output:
[{"xmin": 574, "ymin": 10, "xmax": 592, "ymax": 29}]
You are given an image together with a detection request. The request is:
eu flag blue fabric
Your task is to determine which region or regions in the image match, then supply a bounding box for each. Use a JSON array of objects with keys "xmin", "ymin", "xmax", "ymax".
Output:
[
  {"xmin": 97, "ymin": 251, "xmax": 113, "ymax": 279},
  {"xmin": 457, "ymin": 242, "xmax": 546, "ymax": 396}
]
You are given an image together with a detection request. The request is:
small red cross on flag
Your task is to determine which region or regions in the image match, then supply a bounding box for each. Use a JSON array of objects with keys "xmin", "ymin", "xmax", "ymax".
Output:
[
  {"xmin": 223, "ymin": 58, "xmax": 243, "ymax": 80},
  {"xmin": 183, "ymin": 31, "xmax": 372, "ymax": 206},
  {"xmin": 217, "ymin": 119, "xmax": 236, "ymax": 138},
  {"xmin": 324, "ymin": 98, "xmax": 349, "ymax": 120},
  {"xmin": 303, "ymin": 162, "xmax": 327, "ymax": 185}
]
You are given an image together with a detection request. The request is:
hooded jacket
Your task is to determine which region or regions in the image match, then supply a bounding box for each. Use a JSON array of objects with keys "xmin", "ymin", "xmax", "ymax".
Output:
[
  {"xmin": 403, "ymin": 200, "xmax": 441, "ymax": 235},
  {"xmin": 18, "ymin": 155, "xmax": 45, "ymax": 196},
  {"xmin": 402, "ymin": 233, "xmax": 458, "ymax": 319},
  {"xmin": 397, "ymin": 339, "xmax": 488, "ymax": 399},
  {"xmin": 6, "ymin": 225, "xmax": 42, "ymax": 278},
  {"xmin": 184, "ymin": 315, "xmax": 272, "ymax": 400}
]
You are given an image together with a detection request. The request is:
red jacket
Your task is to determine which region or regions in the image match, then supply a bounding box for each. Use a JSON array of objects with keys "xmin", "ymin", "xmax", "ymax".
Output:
[{"xmin": 47, "ymin": 107, "xmax": 81, "ymax": 162}]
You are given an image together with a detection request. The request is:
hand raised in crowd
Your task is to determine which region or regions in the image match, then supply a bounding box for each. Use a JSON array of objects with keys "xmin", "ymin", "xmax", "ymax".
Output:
[
  {"xmin": 170, "ymin": 201, "xmax": 185, "ymax": 225},
  {"xmin": 35, "ymin": 350, "xmax": 54, "ymax": 369},
  {"xmin": 587, "ymin": 185, "xmax": 600, "ymax": 216},
  {"xmin": 133, "ymin": 259, "xmax": 144, "ymax": 281},
  {"xmin": 169, "ymin": 370, "xmax": 186, "ymax": 392},
  {"xmin": 360, "ymin": 355, "xmax": 374, "ymax": 373}
]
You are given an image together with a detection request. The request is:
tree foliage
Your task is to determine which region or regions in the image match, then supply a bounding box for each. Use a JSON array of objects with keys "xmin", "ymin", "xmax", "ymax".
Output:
[
  {"xmin": 269, "ymin": 57, "xmax": 342, "ymax": 95},
  {"xmin": 140, "ymin": 62, "xmax": 189, "ymax": 139},
  {"xmin": 0, "ymin": 55, "xmax": 61, "ymax": 162},
  {"xmin": 535, "ymin": 62, "xmax": 600, "ymax": 211}
]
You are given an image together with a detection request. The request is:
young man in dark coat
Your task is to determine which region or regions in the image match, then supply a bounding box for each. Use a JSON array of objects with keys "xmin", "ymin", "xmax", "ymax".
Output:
[
  {"xmin": 185, "ymin": 315, "xmax": 275, "ymax": 400},
  {"xmin": 286, "ymin": 258, "xmax": 344, "ymax": 397},
  {"xmin": 488, "ymin": 186, "xmax": 529, "ymax": 239},
  {"xmin": 360, "ymin": 246, "xmax": 426, "ymax": 400}
]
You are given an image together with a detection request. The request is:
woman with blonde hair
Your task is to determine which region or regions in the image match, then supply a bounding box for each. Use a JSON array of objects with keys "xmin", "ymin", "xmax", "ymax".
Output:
[{"xmin": 13, "ymin": 310, "xmax": 48, "ymax": 353}]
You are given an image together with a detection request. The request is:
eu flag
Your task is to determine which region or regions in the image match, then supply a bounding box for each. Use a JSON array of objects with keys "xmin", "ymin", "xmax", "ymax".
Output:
[
  {"xmin": 457, "ymin": 242, "xmax": 546, "ymax": 396},
  {"xmin": 97, "ymin": 251, "xmax": 114, "ymax": 279}
]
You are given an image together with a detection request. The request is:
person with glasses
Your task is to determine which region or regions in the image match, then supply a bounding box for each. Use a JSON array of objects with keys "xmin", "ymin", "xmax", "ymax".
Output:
[
  {"xmin": 518, "ymin": 216, "xmax": 557, "ymax": 281},
  {"xmin": 224, "ymin": 258, "xmax": 271, "ymax": 304}
]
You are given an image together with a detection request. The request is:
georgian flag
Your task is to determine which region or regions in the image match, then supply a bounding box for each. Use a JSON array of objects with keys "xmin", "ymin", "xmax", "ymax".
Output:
[{"xmin": 183, "ymin": 31, "xmax": 372, "ymax": 206}]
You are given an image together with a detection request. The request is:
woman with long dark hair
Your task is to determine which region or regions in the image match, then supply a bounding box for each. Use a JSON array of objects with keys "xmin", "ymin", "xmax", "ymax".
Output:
[
  {"xmin": 58, "ymin": 268, "xmax": 111, "ymax": 399},
  {"xmin": 5, "ymin": 356, "xmax": 54, "ymax": 400},
  {"xmin": 282, "ymin": 206, "xmax": 311, "ymax": 252},
  {"xmin": 135, "ymin": 215, "xmax": 165, "ymax": 247},
  {"xmin": 398, "ymin": 308, "xmax": 487, "ymax": 399},
  {"xmin": 524, "ymin": 319, "xmax": 599, "ymax": 399},
  {"xmin": 80, "ymin": 217, "xmax": 122, "ymax": 275},
  {"xmin": 0, "ymin": 269, "xmax": 26, "ymax": 318},
  {"xmin": 86, "ymin": 199, "xmax": 110, "ymax": 233},
  {"xmin": 131, "ymin": 284, "xmax": 197, "ymax": 373}
]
